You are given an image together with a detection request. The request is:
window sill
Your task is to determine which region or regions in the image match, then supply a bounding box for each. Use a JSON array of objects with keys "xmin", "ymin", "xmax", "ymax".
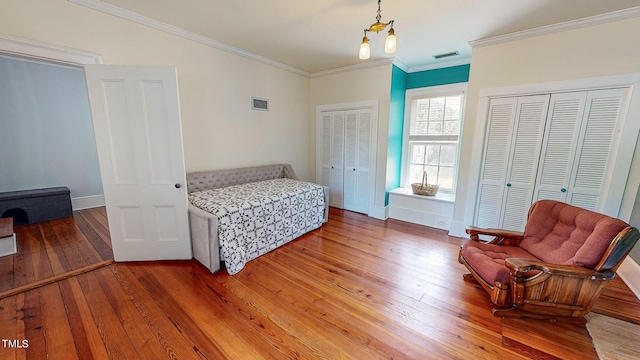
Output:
[{"xmin": 389, "ymin": 187, "xmax": 455, "ymax": 203}]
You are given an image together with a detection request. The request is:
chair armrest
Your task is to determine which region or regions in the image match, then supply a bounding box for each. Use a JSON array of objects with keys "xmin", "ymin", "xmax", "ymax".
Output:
[
  {"xmin": 505, "ymin": 258, "xmax": 615, "ymax": 281},
  {"xmin": 465, "ymin": 225, "xmax": 524, "ymax": 246}
]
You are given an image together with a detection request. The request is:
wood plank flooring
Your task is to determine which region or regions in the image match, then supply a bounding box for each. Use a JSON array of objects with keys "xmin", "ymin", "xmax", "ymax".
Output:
[
  {"xmin": 1, "ymin": 207, "xmax": 639, "ymax": 359},
  {"xmin": 0, "ymin": 207, "xmax": 112, "ymax": 294}
]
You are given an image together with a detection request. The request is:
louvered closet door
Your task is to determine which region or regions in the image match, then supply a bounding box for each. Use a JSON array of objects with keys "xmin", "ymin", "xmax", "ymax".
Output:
[
  {"xmin": 500, "ymin": 95, "xmax": 550, "ymax": 231},
  {"xmin": 343, "ymin": 109, "xmax": 372, "ymax": 214},
  {"xmin": 330, "ymin": 111, "xmax": 345, "ymax": 208},
  {"xmin": 321, "ymin": 111, "xmax": 333, "ymax": 200},
  {"xmin": 355, "ymin": 108, "xmax": 372, "ymax": 214},
  {"xmin": 565, "ymin": 88, "xmax": 629, "ymax": 211},
  {"xmin": 343, "ymin": 110, "xmax": 358, "ymax": 211},
  {"xmin": 474, "ymin": 98, "xmax": 518, "ymax": 228},
  {"xmin": 533, "ymin": 92, "xmax": 586, "ymax": 203}
]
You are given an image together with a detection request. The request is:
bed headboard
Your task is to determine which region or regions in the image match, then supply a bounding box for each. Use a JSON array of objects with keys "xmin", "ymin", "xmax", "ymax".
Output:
[{"xmin": 186, "ymin": 164, "xmax": 298, "ymax": 193}]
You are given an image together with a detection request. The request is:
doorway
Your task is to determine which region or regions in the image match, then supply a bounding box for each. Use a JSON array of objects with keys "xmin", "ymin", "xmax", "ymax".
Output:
[
  {"xmin": 0, "ymin": 40, "xmax": 113, "ymax": 295},
  {"xmin": 0, "ymin": 35, "xmax": 192, "ymax": 296}
]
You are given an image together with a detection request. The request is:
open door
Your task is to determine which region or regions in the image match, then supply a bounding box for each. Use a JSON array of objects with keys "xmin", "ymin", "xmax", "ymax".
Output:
[{"xmin": 84, "ymin": 65, "xmax": 191, "ymax": 261}]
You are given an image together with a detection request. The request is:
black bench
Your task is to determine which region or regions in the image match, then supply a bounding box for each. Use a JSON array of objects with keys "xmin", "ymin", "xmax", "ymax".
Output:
[{"xmin": 0, "ymin": 187, "xmax": 72, "ymax": 225}]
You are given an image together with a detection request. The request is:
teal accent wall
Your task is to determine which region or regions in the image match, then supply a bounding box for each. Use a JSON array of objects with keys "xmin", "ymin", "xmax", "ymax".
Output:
[
  {"xmin": 386, "ymin": 65, "xmax": 407, "ymax": 204},
  {"xmin": 384, "ymin": 63, "xmax": 471, "ymax": 205},
  {"xmin": 406, "ymin": 64, "xmax": 470, "ymax": 89}
]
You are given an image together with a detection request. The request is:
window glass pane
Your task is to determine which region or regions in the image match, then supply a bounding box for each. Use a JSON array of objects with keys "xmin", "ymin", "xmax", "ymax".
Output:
[
  {"xmin": 425, "ymin": 144, "xmax": 440, "ymax": 166},
  {"xmin": 410, "ymin": 144, "xmax": 425, "ymax": 164},
  {"xmin": 443, "ymin": 120, "xmax": 459, "ymax": 135},
  {"xmin": 408, "ymin": 164, "xmax": 424, "ymax": 184},
  {"xmin": 411, "ymin": 99, "xmax": 430, "ymax": 136},
  {"xmin": 444, "ymin": 96, "xmax": 461, "ymax": 120},
  {"xmin": 439, "ymin": 144, "xmax": 457, "ymax": 167},
  {"xmin": 415, "ymin": 99, "xmax": 430, "ymax": 120},
  {"xmin": 428, "ymin": 97, "xmax": 445, "ymax": 121},
  {"xmin": 438, "ymin": 166, "xmax": 454, "ymax": 188},
  {"xmin": 427, "ymin": 121, "xmax": 443, "ymax": 135},
  {"xmin": 414, "ymin": 121, "xmax": 428, "ymax": 135},
  {"xmin": 424, "ymin": 166, "xmax": 439, "ymax": 185}
]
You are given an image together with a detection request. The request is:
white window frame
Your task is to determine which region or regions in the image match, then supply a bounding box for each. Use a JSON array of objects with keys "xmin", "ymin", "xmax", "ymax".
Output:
[{"xmin": 400, "ymin": 83, "xmax": 468, "ymax": 194}]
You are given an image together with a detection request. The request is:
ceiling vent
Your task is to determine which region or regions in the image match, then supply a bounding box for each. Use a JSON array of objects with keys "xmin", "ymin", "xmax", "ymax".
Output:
[
  {"xmin": 433, "ymin": 51, "xmax": 459, "ymax": 60},
  {"xmin": 251, "ymin": 97, "xmax": 269, "ymax": 111}
]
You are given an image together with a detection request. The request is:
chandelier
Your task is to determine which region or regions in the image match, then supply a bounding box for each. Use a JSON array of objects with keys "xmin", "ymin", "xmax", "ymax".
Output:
[{"xmin": 359, "ymin": 0, "xmax": 396, "ymax": 60}]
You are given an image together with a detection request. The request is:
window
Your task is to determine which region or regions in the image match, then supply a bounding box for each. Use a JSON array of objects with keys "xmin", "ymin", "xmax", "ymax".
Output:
[{"xmin": 402, "ymin": 84, "xmax": 466, "ymax": 193}]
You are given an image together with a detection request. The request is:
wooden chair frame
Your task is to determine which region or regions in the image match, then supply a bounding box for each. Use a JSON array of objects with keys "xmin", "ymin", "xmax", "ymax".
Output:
[{"xmin": 459, "ymin": 203, "xmax": 640, "ymax": 322}]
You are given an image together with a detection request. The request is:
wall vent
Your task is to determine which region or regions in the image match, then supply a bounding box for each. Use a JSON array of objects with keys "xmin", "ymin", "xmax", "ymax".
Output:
[
  {"xmin": 433, "ymin": 51, "xmax": 459, "ymax": 60},
  {"xmin": 251, "ymin": 97, "xmax": 269, "ymax": 111}
]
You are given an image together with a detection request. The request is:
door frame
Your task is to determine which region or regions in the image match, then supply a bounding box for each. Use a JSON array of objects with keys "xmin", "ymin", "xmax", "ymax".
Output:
[
  {"xmin": 315, "ymin": 100, "xmax": 379, "ymax": 217},
  {"xmin": 0, "ymin": 34, "xmax": 102, "ymax": 67}
]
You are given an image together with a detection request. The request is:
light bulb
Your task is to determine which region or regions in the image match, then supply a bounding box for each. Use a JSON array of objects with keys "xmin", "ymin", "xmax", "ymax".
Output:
[
  {"xmin": 359, "ymin": 37, "xmax": 370, "ymax": 60},
  {"xmin": 385, "ymin": 28, "xmax": 396, "ymax": 54}
]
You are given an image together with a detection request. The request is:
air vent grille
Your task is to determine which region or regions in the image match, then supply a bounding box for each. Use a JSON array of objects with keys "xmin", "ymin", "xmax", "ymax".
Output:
[
  {"xmin": 252, "ymin": 97, "xmax": 269, "ymax": 111},
  {"xmin": 433, "ymin": 51, "xmax": 460, "ymax": 60}
]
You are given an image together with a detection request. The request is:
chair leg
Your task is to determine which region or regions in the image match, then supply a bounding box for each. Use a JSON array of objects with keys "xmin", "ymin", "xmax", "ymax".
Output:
[
  {"xmin": 462, "ymin": 273, "xmax": 478, "ymax": 282},
  {"xmin": 492, "ymin": 308, "xmax": 587, "ymax": 324}
]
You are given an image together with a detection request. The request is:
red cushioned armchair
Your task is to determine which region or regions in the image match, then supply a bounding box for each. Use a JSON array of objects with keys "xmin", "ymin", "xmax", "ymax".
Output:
[{"xmin": 459, "ymin": 200, "xmax": 639, "ymax": 321}]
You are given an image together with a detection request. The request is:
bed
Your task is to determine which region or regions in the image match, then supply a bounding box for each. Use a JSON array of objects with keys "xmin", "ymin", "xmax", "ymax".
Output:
[{"xmin": 186, "ymin": 164, "xmax": 329, "ymax": 274}]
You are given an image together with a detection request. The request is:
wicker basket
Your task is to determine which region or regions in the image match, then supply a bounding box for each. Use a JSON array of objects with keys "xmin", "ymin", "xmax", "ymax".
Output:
[{"xmin": 411, "ymin": 171, "xmax": 439, "ymax": 196}]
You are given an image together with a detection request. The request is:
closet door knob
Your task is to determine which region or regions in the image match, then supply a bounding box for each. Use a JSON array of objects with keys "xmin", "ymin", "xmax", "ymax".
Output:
[
  {"xmin": 561, "ymin": 188, "xmax": 567, "ymax": 193},
  {"xmin": 506, "ymin": 183, "xmax": 512, "ymax": 187},
  {"xmin": 175, "ymin": 183, "xmax": 181, "ymax": 189}
]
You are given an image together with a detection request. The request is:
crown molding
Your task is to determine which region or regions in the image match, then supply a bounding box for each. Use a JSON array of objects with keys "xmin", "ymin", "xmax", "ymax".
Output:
[
  {"xmin": 470, "ymin": 5, "xmax": 640, "ymax": 48},
  {"xmin": 68, "ymin": 0, "xmax": 311, "ymax": 77},
  {"xmin": 392, "ymin": 58, "xmax": 409, "ymax": 72},
  {"xmin": 0, "ymin": 33, "xmax": 102, "ymax": 66},
  {"xmin": 309, "ymin": 58, "xmax": 395, "ymax": 78},
  {"xmin": 407, "ymin": 57, "xmax": 471, "ymax": 73}
]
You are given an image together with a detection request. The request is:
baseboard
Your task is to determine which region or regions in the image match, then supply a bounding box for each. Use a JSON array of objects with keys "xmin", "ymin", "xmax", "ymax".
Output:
[
  {"xmin": 71, "ymin": 195, "xmax": 105, "ymax": 210},
  {"xmin": 369, "ymin": 205, "xmax": 388, "ymax": 220},
  {"xmin": 617, "ymin": 257, "xmax": 640, "ymax": 300}
]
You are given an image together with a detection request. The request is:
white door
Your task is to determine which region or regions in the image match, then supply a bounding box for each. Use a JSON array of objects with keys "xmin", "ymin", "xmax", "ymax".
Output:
[
  {"xmin": 343, "ymin": 110, "xmax": 358, "ymax": 211},
  {"xmin": 84, "ymin": 65, "xmax": 191, "ymax": 261},
  {"xmin": 354, "ymin": 108, "xmax": 372, "ymax": 214},
  {"xmin": 330, "ymin": 111, "xmax": 345, "ymax": 208},
  {"xmin": 474, "ymin": 95, "xmax": 550, "ymax": 230},
  {"xmin": 474, "ymin": 97, "xmax": 518, "ymax": 228},
  {"xmin": 499, "ymin": 95, "xmax": 550, "ymax": 230},
  {"xmin": 565, "ymin": 88, "xmax": 630, "ymax": 213},
  {"xmin": 533, "ymin": 92, "xmax": 586, "ymax": 204},
  {"xmin": 342, "ymin": 108, "xmax": 372, "ymax": 214}
]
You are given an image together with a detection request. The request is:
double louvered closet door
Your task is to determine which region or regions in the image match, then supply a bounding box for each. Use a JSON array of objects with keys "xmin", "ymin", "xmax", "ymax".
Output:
[
  {"xmin": 475, "ymin": 88, "xmax": 630, "ymax": 231},
  {"xmin": 321, "ymin": 108, "xmax": 372, "ymax": 214}
]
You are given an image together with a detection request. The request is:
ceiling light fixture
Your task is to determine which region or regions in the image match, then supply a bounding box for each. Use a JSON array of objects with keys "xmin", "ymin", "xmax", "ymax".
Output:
[{"xmin": 359, "ymin": 0, "xmax": 396, "ymax": 60}]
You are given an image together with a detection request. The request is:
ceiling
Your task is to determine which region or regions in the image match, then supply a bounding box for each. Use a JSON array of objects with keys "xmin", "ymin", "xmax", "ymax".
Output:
[{"xmin": 100, "ymin": 0, "xmax": 640, "ymax": 74}]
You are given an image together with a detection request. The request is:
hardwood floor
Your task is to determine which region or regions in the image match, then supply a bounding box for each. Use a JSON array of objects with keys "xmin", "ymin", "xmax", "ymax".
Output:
[
  {"xmin": 1, "ymin": 207, "xmax": 639, "ymax": 359},
  {"xmin": 0, "ymin": 207, "xmax": 112, "ymax": 294}
]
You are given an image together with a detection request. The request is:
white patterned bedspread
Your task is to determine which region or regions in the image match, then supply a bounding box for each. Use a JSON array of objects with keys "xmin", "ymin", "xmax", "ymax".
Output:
[{"xmin": 188, "ymin": 178, "xmax": 325, "ymax": 275}]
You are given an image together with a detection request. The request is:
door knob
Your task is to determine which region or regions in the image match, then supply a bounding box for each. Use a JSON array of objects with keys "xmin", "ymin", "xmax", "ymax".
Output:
[{"xmin": 175, "ymin": 183, "xmax": 181, "ymax": 189}]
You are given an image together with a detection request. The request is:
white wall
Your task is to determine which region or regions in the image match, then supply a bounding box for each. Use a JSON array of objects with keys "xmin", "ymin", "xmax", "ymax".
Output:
[
  {"xmin": 310, "ymin": 64, "xmax": 393, "ymax": 218},
  {"xmin": 0, "ymin": 56, "xmax": 103, "ymax": 201},
  {"xmin": 455, "ymin": 17, "xmax": 640, "ymax": 263},
  {"xmin": 0, "ymin": 0, "xmax": 314, "ymax": 181}
]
